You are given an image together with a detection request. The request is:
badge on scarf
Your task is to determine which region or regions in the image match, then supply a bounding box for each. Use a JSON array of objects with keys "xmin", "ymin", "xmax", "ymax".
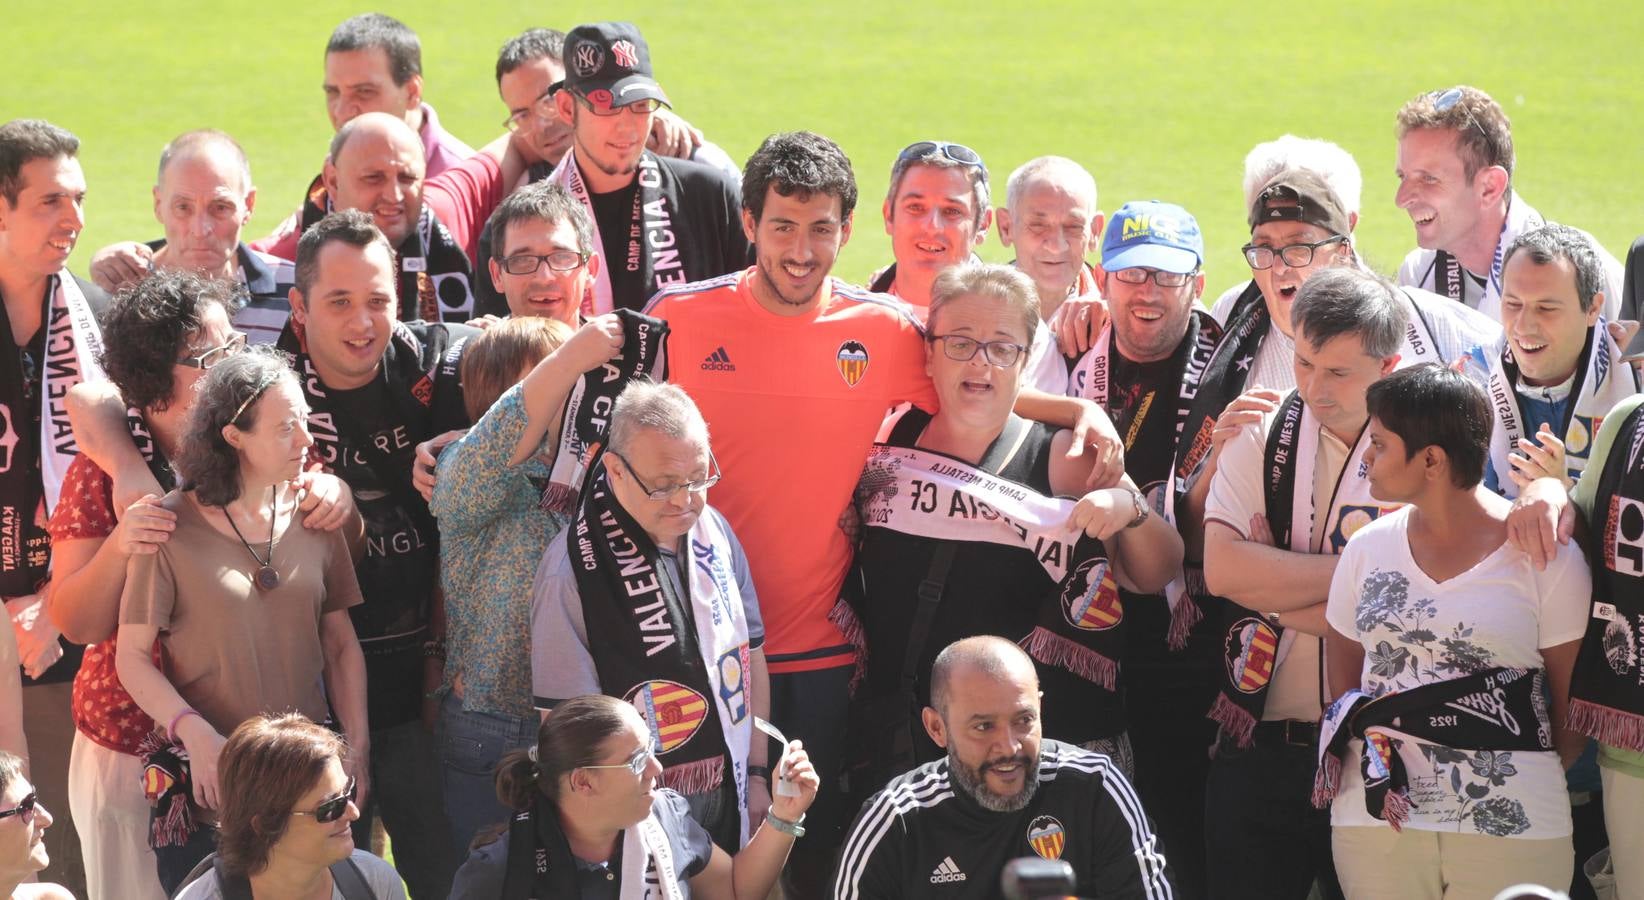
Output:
[
  {"xmin": 1225, "ymin": 617, "xmax": 1278, "ymax": 693},
  {"xmin": 626, "ymin": 679, "xmax": 708, "ymax": 754},
  {"xmin": 1062, "ymin": 558, "xmax": 1122, "ymax": 631}
]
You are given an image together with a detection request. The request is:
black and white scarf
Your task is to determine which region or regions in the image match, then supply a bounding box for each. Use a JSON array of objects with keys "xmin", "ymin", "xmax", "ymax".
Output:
[
  {"xmin": 0, "ymin": 272, "xmax": 103, "ymax": 595},
  {"xmin": 1568, "ymin": 399, "xmax": 1644, "ymax": 751},
  {"xmin": 540, "ymin": 310, "xmax": 668, "ymax": 516},
  {"xmin": 501, "ymin": 800, "xmax": 684, "ymax": 900},
  {"xmin": 1315, "ymin": 667, "xmax": 1552, "ymax": 831},
  {"xmin": 546, "ymin": 149, "xmax": 693, "ymax": 314},
  {"xmin": 1207, "ymin": 391, "xmax": 1390, "ymax": 746},
  {"xmin": 849, "ymin": 414, "xmax": 1124, "ymax": 692},
  {"xmin": 297, "ymin": 177, "xmax": 475, "ymax": 322},
  {"xmin": 568, "ymin": 469, "xmax": 754, "ymax": 843},
  {"xmin": 1067, "ymin": 310, "xmax": 1221, "ymax": 648},
  {"xmin": 1460, "ymin": 325, "xmax": 1639, "ymax": 497}
]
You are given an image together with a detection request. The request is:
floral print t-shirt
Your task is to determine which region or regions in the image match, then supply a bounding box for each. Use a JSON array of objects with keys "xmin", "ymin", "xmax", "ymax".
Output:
[{"xmin": 1325, "ymin": 506, "xmax": 1589, "ymax": 838}]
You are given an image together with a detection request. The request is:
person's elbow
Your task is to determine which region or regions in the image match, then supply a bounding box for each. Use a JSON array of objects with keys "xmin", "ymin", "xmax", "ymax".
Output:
[{"xmin": 49, "ymin": 594, "xmax": 115, "ymax": 646}]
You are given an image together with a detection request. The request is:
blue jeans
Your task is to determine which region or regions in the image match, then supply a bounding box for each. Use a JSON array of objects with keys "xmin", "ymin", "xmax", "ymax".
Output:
[
  {"xmin": 349, "ymin": 719, "xmax": 458, "ymax": 900},
  {"xmin": 436, "ymin": 694, "xmax": 538, "ymax": 857}
]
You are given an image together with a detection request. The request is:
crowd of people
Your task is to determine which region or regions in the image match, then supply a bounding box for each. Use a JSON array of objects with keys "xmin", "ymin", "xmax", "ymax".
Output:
[{"xmin": 4, "ymin": 11, "xmax": 1644, "ymax": 900}]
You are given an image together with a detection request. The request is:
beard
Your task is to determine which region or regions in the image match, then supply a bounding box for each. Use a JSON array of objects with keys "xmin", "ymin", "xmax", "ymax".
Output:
[{"xmin": 948, "ymin": 748, "xmax": 1039, "ymax": 812}]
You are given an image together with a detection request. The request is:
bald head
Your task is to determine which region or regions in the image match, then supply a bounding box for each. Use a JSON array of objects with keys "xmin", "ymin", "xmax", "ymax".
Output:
[
  {"xmin": 322, "ymin": 111, "xmax": 424, "ymax": 246},
  {"xmin": 157, "ymin": 130, "xmax": 251, "ymax": 195},
  {"xmin": 929, "ymin": 636, "xmax": 1039, "ymax": 716}
]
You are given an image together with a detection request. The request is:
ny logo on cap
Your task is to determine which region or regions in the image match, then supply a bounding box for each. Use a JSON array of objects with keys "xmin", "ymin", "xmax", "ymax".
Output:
[
  {"xmin": 611, "ymin": 39, "xmax": 639, "ymax": 69},
  {"xmin": 572, "ymin": 41, "xmax": 604, "ymax": 77}
]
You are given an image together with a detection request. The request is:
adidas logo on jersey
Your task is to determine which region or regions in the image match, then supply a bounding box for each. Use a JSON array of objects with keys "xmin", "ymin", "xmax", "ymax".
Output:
[
  {"xmin": 700, "ymin": 347, "xmax": 736, "ymax": 372},
  {"xmin": 929, "ymin": 856, "xmax": 967, "ymax": 883}
]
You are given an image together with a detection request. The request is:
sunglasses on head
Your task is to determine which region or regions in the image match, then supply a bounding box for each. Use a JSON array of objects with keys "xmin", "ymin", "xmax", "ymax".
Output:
[
  {"xmin": 1428, "ymin": 86, "xmax": 1486, "ymax": 136},
  {"xmin": 291, "ymin": 776, "xmax": 357, "ymax": 824},
  {"xmin": 895, "ymin": 141, "xmax": 989, "ymax": 184},
  {"xmin": 0, "ymin": 792, "xmax": 39, "ymax": 826}
]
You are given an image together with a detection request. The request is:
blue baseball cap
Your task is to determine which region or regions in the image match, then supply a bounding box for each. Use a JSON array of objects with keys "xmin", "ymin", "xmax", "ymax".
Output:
[{"xmin": 1101, "ymin": 201, "xmax": 1204, "ymax": 274}]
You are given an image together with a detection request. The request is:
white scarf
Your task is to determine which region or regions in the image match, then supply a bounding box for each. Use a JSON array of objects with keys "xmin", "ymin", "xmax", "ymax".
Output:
[
  {"xmin": 1468, "ymin": 322, "xmax": 1639, "ymax": 498},
  {"xmin": 39, "ymin": 273, "xmax": 105, "ymax": 514},
  {"xmin": 620, "ymin": 811, "xmax": 686, "ymax": 900}
]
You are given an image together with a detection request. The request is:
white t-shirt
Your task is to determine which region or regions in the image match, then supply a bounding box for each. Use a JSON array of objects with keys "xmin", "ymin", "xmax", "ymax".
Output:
[
  {"xmin": 1024, "ymin": 319, "xmax": 1071, "ymax": 395},
  {"xmin": 172, "ymin": 850, "xmax": 407, "ymax": 899},
  {"xmin": 1324, "ymin": 506, "xmax": 1590, "ymax": 838}
]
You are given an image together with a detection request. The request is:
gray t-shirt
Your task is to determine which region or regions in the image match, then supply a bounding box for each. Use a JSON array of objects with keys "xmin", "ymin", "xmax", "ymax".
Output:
[
  {"xmin": 172, "ymin": 850, "xmax": 405, "ymax": 899},
  {"xmin": 448, "ymin": 789, "xmax": 713, "ymax": 899},
  {"xmin": 531, "ymin": 506, "xmax": 764, "ymax": 710}
]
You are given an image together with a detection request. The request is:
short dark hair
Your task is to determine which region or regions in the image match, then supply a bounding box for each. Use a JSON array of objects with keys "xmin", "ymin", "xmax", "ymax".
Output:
[
  {"xmin": 1366, "ymin": 363, "xmax": 1491, "ymax": 489},
  {"xmin": 1291, "ymin": 268, "xmax": 1407, "ymax": 360},
  {"xmin": 295, "ymin": 209, "xmax": 393, "ymax": 297},
  {"xmin": 326, "ymin": 13, "xmax": 421, "ymax": 86},
  {"xmin": 928, "ymin": 635, "xmax": 1038, "ymax": 718},
  {"xmin": 0, "ymin": 119, "xmax": 79, "ymax": 206},
  {"xmin": 495, "ymin": 694, "xmax": 631, "ymax": 810},
  {"xmin": 741, "ymin": 131, "xmax": 858, "ymax": 224},
  {"xmin": 177, "ymin": 347, "xmax": 298, "ymax": 507},
  {"xmin": 496, "ymin": 28, "xmax": 566, "ymax": 85},
  {"xmin": 100, "ymin": 270, "xmax": 247, "ymax": 413},
  {"xmin": 490, "ymin": 181, "xmax": 594, "ymax": 257},
  {"xmin": 1504, "ymin": 222, "xmax": 1607, "ymax": 314},
  {"xmin": 216, "ymin": 714, "xmax": 348, "ymax": 878}
]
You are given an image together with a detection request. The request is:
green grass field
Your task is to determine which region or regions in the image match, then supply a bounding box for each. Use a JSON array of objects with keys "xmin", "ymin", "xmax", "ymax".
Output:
[{"xmin": 7, "ymin": 1, "xmax": 1643, "ymax": 298}]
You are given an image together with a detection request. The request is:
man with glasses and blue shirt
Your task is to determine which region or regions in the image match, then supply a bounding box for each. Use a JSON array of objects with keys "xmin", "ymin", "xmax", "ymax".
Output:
[
  {"xmin": 530, "ymin": 380, "xmax": 768, "ymax": 855},
  {"xmin": 1394, "ymin": 85, "xmax": 1625, "ymax": 323},
  {"xmin": 541, "ymin": 22, "xmax": 749, "ymax": 315},
  {"xmin": 870, "ymin": 140, "xmax": 992, "ymax": 320}
]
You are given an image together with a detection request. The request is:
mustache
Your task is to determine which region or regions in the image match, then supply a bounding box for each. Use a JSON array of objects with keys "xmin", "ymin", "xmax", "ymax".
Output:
[{"xmin": 980, "ymin": 755, "xmax": 1034, "ymax": 775}]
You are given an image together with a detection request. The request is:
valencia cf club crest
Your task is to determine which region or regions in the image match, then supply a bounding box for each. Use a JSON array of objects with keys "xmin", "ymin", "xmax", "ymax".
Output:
[
  {"xmin": 1026, "ymin": 815, "xmax": 1066, "ymax": 860},
  {"xmin": 836, "ymin": 340, "xmax": 869, "ymax": 387},
  {"xmin": 1062, "ymin": 558, "xmax": 1122, "ymax": 631},
  {"xmin": 625, "ymin": 680, "xmax": 709, "ymax": 754},
  {"xmin": 1224, "ymin": 617, "xmax": 1278, "ymax": 694}
]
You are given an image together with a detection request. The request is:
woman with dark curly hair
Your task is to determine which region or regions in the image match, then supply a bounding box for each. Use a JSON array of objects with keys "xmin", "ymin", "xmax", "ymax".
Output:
[
  {"xmin": 171, "ymin": 714, "xmax": 403, "ymax": 899},
  {"xmin": 114, "ymin": 349, "xmax": 368, "ymax": 894},
  {"xmin": 1319, "ymin": 364, "xmax": 1589, "ymax": 898}
]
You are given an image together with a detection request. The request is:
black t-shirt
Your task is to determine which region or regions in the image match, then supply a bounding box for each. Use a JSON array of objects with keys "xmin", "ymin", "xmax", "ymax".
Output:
[
  {"xmin": 589, "ymin": 181, "xmax": 645, "ymax": 308},
  {"xmin": 315, "ymin": 323, "xmax": 473, "ymax": 728}
]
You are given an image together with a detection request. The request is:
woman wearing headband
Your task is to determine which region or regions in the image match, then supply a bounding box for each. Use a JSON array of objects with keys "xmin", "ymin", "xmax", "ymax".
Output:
[
  {"xmin": 115, "ymin": 349, "xmax": 369, "ymax": 893},
  {"xmin": 171, "ymin": 714, "xmax": 402, "ymax": 899},
  {"xmin": 448, "ymin": 694, "xmax": 818, "ymax": 899}
]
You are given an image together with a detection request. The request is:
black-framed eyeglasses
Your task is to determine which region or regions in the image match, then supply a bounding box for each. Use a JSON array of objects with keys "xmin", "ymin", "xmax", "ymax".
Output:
[
  {"xmin": 176, "ymin": 332, "xmax": 247, "ymax": 370},
  {"xmin": 497, "ymin": 250, "xmax": 590, "ymax": 276},
  {"xmin": 1111, "ymin": 268, "xmax": 1200, "ymax": 288},
  {"xmin": 1241, "ymin": 235, "xmax": 1348, "ymax": 270},
  {"xmin": 0, "ymin": 792, "xmax": 39, "ymax": 825},
  {"xmin": 894, "ymin": 141, "xmax": 989, "ymax": 185},
  {"xmin": 291, "ymin": 777, "xmax": 357, "ymax": 824},
  {"xmin": 610, "ymin": 450, "xmax": 722, "ymax": 502},
  {"xmin": 573, "ymin": 92, "xmax": 664, "ymax": 117},
  {"xmin": 580, "ymin": 744, "xmax": 655, "ymax": 777},
  {"xmin": 503, "ymin": 85, "xmax": 561, "ymax": 132},
  {"xmin": 929, "ymin": 334, "xmax": 1027, "ymax": 368},
  {"xmin": 1429, "ymin": 86, "xmax": 1485, "ymax": 136}
]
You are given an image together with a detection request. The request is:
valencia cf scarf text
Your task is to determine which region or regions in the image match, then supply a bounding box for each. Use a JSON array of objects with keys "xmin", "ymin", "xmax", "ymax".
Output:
[{"xmin": 547, "ymin": 149, "xmax": 694, "ymax": 314}]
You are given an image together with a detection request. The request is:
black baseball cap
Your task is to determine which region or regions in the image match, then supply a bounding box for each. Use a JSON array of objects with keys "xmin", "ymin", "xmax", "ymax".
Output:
[{"xmin": 560, "ymin": 22, "xmax": 669, "ymax": 112}]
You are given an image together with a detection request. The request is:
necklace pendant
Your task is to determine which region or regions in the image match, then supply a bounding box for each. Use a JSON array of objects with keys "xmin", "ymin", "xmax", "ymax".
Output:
[{"xmin": 254, "ymin": 565, "xmax": 281, "ymax": 591}]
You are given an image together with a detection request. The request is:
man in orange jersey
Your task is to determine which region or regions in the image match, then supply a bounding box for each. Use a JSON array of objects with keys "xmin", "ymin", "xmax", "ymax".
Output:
[{"xmin": 639, "ymin": 131, "xmax": 1120, "ymax": 897}]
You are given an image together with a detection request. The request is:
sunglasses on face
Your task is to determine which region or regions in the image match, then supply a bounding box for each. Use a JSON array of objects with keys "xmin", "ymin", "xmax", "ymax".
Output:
[
  {"xmin": 176, "ymin": 332, "xmax": 247, "ymax": 370},
  {"xmin": 290, "ymin": 776, "xmax": 357, "ymax": 824},
  {"xmin": 0, "ymin": 792, "xmax": 40, "ymax": 826},
  {"xmin": 580, "ymin": 744, "xmax": 656, "ymax": 777}
]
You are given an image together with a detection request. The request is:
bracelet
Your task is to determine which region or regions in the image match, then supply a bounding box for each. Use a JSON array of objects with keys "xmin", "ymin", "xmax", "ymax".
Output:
[
  {"xmin": 747, "ymin": 764, "xmax": 771, "ymax": 781},
  {"xmin": 1124, "ymin": 489, "xmax": 1150, "ymax": 529},
  {"xmin": 765, "ymin": 812, "xmax": 806, "ymax": 838},
  {"xmin": 168, "ymin": 708, "xmax": 203, "ymax": 739}
]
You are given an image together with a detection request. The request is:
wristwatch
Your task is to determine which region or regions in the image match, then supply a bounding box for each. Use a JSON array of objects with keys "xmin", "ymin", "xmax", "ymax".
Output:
[
  {"xmin": 1123, "ymin": 489, "xmax": 1150, "ymax": 529},
  {"xmin": 765, "ymin": 812, "xmax": 806, "ymax": 838}
]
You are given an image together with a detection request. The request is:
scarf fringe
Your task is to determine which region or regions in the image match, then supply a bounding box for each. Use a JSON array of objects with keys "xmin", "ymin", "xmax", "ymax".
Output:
[
  {"xmin": 1311, "ymin": 752, "xmax": 1342, "ymax": 809},
  {"xmin": 1208, "ymin": 692, "xmax": 1257, "ymax": 748},
  {"xmin": 661, "ymin": 756, "xmax": 724, "ymax": 796},
  {"xmin": 828, "ymin": 598, "xmax": 867, "ymax": 696},
  {"xmin": 1381, "ymin": 789, "xmax": 1410, "ymax": 832},
  {"xmin": 1167, "ymin": 588, "xmax": 1205, "ymax": 652},
  {"xmin": 540, "ymin": 482, "xmax": 578, "ymax": 517},
  {"xmin": 1568, "ymin": 699, "xmax": 1644, "ymax": 752},
  {"xmin": 1023, "ymin": 626, "xmax": 1117, "ymax": 691}
]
